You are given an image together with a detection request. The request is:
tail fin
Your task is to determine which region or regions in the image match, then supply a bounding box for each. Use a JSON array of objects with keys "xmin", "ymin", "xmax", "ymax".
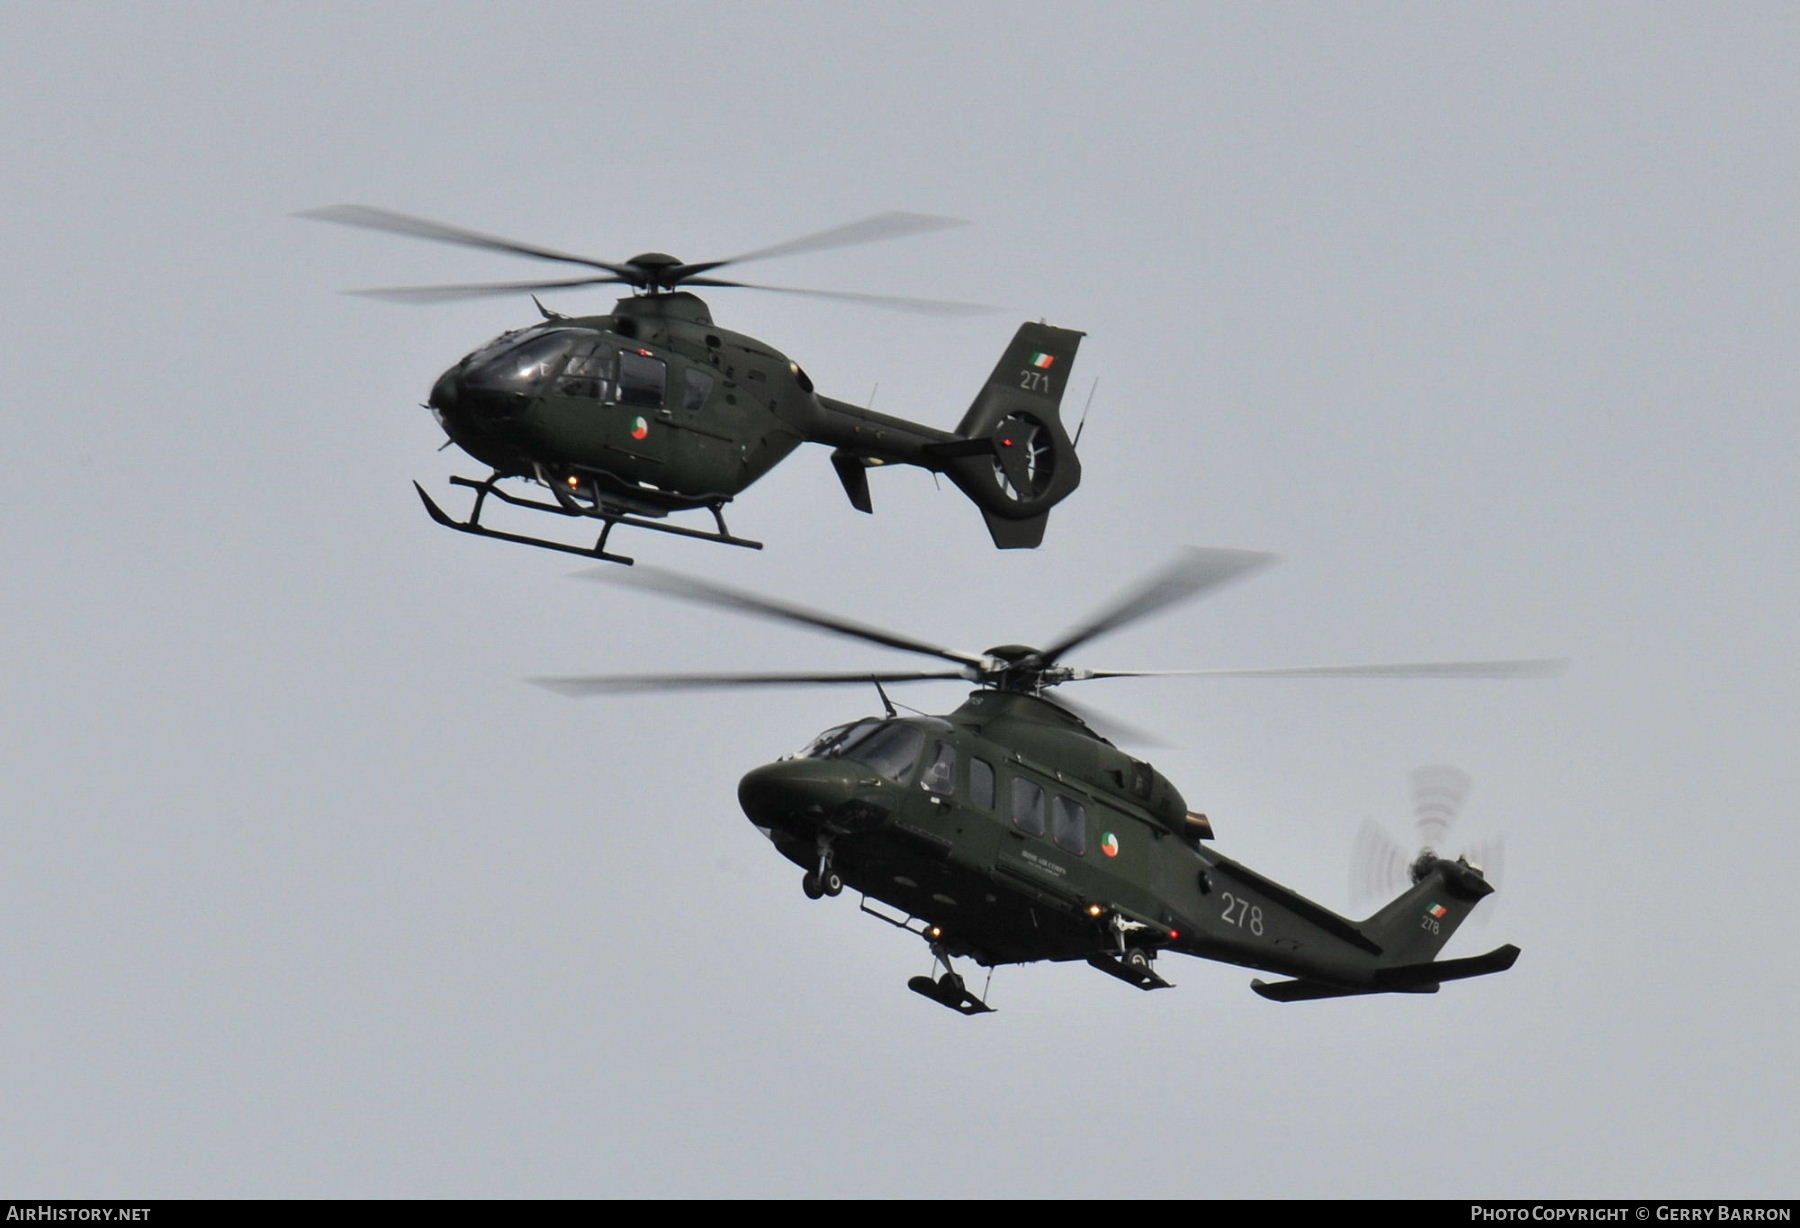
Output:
[
  {"xmin": 1361, "ymin": 854, "xmax": 1494, "ymax": 965},
  {"xmin": 933, "ymin": 322, "xmax": 1085, "ymax": 549}
]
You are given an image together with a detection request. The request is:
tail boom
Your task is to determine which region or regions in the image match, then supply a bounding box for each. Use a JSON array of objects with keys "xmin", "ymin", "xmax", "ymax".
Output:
[
  {"xmin": 805, "ymin": 322, "xmax": 1085, "ymax": 548},
  {"xmin": 1187, "ymin": 850, "xmax": 1518, "ymax": 1003}
]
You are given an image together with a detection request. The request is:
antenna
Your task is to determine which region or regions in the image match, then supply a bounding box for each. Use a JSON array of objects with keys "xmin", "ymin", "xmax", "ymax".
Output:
[{"xmin": 1072, "ymin": 378, "xmax": 1098, "ymax": 447}]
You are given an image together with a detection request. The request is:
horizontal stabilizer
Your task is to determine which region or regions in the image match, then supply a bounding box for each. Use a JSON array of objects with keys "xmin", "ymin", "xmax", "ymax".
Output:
[
  {"xmin": 1251, "ymin": 944, "xmax": 1521, "ymax": 1003},
  {"xmin": 1373, "ymin": 943, "xmax": 1521, "ymax": 990},
  {"xmin": 828, "ymin": 449, "xmax": 874, "ymax": 514},
  {"xmin": 1251, "ymin": 977, "xmax": 1431, "ymax": 1003}
]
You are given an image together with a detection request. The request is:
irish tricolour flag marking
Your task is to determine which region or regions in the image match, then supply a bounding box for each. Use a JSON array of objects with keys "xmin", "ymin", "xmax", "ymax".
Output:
[
  {"xmin": 1427, "ymin": 902, "xmax": 1448, "ymax": 919},
  {"xmin": 1029, "ymin": 351, "xmax": 1056, "ymax": 369}
]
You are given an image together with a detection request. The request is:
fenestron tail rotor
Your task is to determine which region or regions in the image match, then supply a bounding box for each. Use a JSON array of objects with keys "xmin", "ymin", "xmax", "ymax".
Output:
[
  {"xmin": 535, "ymin": 553, "xmax": 1565, "ymax": 750},
  {"xmin": 299, "ymin": 205, "xmax": 996, "ymax": 313}
]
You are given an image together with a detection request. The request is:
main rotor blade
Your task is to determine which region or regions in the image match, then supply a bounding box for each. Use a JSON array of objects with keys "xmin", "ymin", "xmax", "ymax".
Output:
[
  {"xmin": 531, "ymin": 670, "xmax": 967, "ymax": 697},
  {"xmin": 701, "ymin": 211, "xmax": 967, "ymax": 272},
  {"xmin": 298, "ymin": 205, "xmax": 634, "ymax": 276},
  {"xmin": 580, "ymin": 566, "xmax": 987, "ymax": 669},
  {"xmin": 347, "ymin": 275, "xmax": 629, "ymax": 303},
  {"xmin": 1038, "ymin": 548, "xmax": 1276, "ymax": 665},
  {"xmin": 1078, "ymin": 658, "xmax": 1569, "ymax": 680},
  {"xmin": 680, "ymin": 278, "xmax": 1000, "ymax": 316},
  {"xmin": 1043, "ymin": 694, "xmax": 1172, "ymax": 749}
]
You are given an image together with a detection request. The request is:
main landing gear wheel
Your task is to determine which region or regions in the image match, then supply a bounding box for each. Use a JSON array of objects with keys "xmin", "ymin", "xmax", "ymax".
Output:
[
  {"xmin": 802, "ymin": 868, "xmax": 843, "ymax": 899},
  {"xmin": 1125, "ymin": 948, "xmax": 1152, "ymax": 975}
]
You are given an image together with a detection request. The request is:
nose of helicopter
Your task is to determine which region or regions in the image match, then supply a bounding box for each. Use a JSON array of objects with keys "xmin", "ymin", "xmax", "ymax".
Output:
[
  {"xmin": 426, "ymin": 363, "xmax": 531, "ymax": 472},
  {"xmin": 738, "ymin": 759, "xmax": 872, "ymax": 837},
  {"xmin": 429, "ymin": 366, "xmax": 460, "ymax": 415},
  {"xmin": 430, "ymin": 363, "xmax": 526, "ymax": 425}
]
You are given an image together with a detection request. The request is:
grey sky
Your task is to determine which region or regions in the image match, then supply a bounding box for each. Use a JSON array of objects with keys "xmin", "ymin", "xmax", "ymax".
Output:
[{"xmin": 2, "ymin": 1, "xmax": 1794, "ymax": 1198}]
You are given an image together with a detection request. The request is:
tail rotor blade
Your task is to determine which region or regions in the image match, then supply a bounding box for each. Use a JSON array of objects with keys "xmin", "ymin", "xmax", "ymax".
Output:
[
  {"xmin": 1351, "ymin": 818, "xmax": 1411, "ymax": 906},
  {"xmin": 1412, "ymin": 764, "xmax": 1472, "ymax": 851}
]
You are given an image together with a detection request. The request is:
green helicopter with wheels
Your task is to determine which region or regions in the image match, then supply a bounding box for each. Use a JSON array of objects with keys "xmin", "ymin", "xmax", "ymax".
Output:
[
  {"xmin": 538, "ymin": 550, "xmax": 1561, "ymax": 1015},
  {"xmin": 304, "ymin": 206, "xmax": 1084, "ymax": 564}
]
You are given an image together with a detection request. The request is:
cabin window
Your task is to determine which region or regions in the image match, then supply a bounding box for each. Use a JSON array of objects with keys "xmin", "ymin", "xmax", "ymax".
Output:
[
  {"xmin": 618, "ymin": 351, "xmax": 666, "ymax": 408},
  {"xmin": 920, "ymin": 741, "xmax": 957, "ymax": 796},
  {"xmin": 969, "ymin": 757, "xmax": 995, "ymax": 809},
  {"xmin": 1052, "ymin": 795, "xmax": 1088, "ymax": 856},
  {"xmin": 1011, "ymin": 777, "xmax": 1045, "ymax": 836},
  {"xmin": 683, "ymin": 369, "xmax": 714, "ymax": 411}
]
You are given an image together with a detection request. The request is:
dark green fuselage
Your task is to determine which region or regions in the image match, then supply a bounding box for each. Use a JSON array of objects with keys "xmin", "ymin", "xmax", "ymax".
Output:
[
  {"xmin": 739, "ymin": 690, "xmax": 1504, "ymax": 995},
  {"xmin": 431, "ymin": 293, "xmax": 958, "ymax": 512}
]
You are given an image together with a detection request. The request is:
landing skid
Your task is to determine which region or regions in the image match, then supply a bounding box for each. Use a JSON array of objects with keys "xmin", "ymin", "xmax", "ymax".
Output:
[
  {"xmin": 1086, "ymin": 948, "xmax": 1173, "ymax": 991},
  {"xmin": 907, "ymin": 941, "xmax": 995, "ymax": 1015},
  {"xmin": 907, "ymin": 972, "xmax": 995, "ymax": 1016},
  {"xmin": 415, "ymin": 474, "xmax": 764, "ymax": 566},
  {"xmin": 846, "ymin": 899, "xmax": 997, "ymax": 1015}
]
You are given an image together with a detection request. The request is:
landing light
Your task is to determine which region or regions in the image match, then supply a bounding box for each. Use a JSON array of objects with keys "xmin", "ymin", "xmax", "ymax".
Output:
[
  {"xmin": 925, "ymin": 925, "xmax": 943, "ymax": 940},
  {"xmin": 1086, "ymin": 903, "xmax": 1105, "ymax": 918},
  {"xmin": 566, "ymin": 475, "xmax": 580, "ymax": 489}
]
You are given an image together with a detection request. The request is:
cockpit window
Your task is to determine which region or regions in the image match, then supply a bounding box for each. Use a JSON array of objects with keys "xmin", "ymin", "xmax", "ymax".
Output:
[
  {"xmin": 796, "ymin": 722, "xmax": 866, "ymax": 759},
  {"xmin": 464, "ymin": 328, "xmax": 596, "ymax": 396},
  {"xmin": 841, "ymin": 723, "xmax": 926, "ymax": 783},
  {"xmin": 796, "ymin": 720, "xmax": 925, "ymax": 784},
  {"xmin": 461, "ymin": 328, "xmax": 528, "ymax": 369}
]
